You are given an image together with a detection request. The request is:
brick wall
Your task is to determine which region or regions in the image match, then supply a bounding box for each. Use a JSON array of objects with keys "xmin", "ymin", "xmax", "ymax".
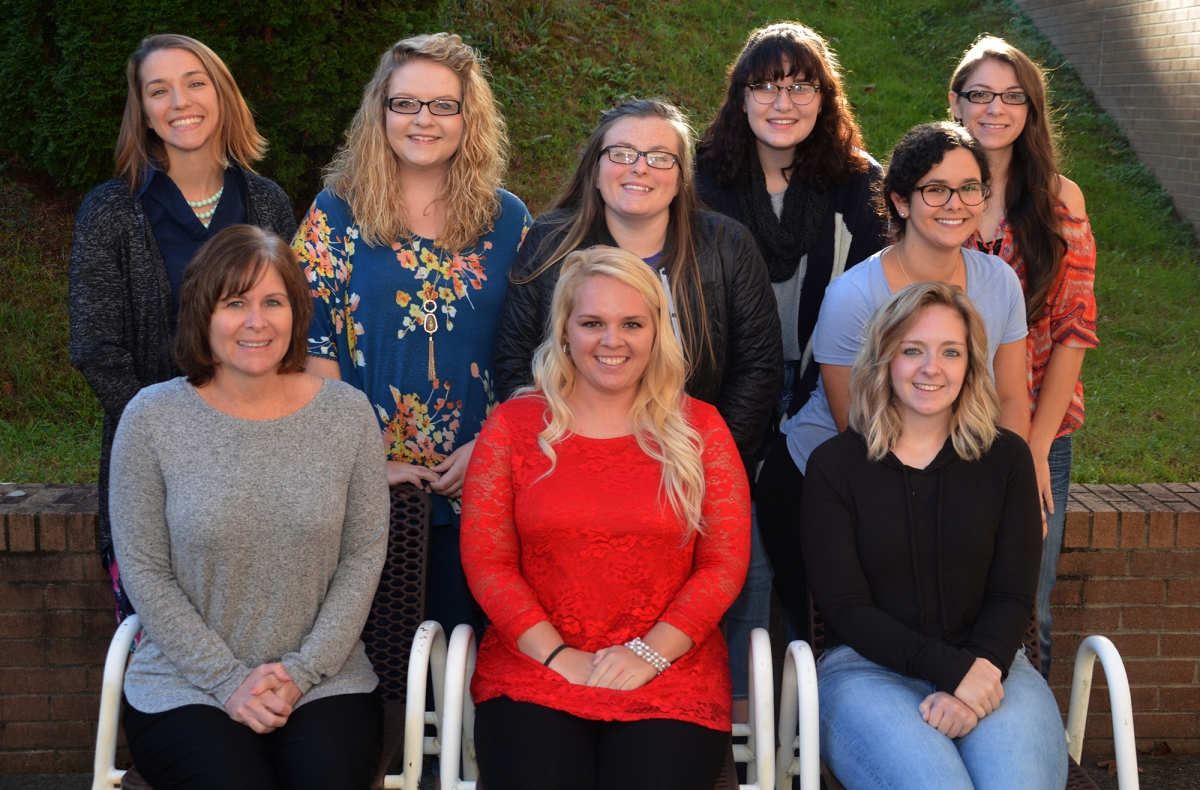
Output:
[
  {"xmin": 2, "ymin": 481, "xmax": 1199, "ymax": 772},
  {"xmin": 1017, "ymin": 0, "xmax": 1200, "ymax": 238}
]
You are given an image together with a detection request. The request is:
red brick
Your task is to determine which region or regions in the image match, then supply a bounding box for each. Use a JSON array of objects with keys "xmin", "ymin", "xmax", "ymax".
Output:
[
  {"xmin": 1124, "ymin": 606, "xmax": 1200, "ymax": 630},
  {"xmin": 6, "ymin": 512, "xmax": 36, "ymax": 551},
  {"xmin": 47, "ymin": 637, "xmax": 109, "ymax": 666},
  {"xmin": 82, "ymin": 554, "xmax": 110, "ymax": 582},
  {"xmin": 1052, "ymin": 606, "xmax": 1121, "ymax": 632},
  {"xmin": 0, "ymin": 694, "xmax": 50, "ymax": 721},
  {"xmin": 1084, "ymin": 711, "xmax": 1114, "ymax": 738},
  {"xmin": 67, "ymin": 512, "xmax": 97, "ymax": 552},
  {"xmin": 37, "ymin": 511, "xmax": 68, "ymax": 551},
  {"xmin": 1164, "ymin": 634, "xmax": 1200, "ymax": 657},
  {"xmin": 1131, "ymin": 551, "xmax": 1200, "ymax": 577},
  {"xmin": 1131, "ymin": 712, "xmax": 1198, "ymax": 738},
  {"xmin": 1084, "ymin": 578, "xmax": 1165, "ymax": 604},
  {"xmin": 1123, "ymin": 659, "xmax": 1197, "ymax": 684},
  {"xmin": 1179, "ymin": 511, "xmax": 1200, "ymax": 548},
  {"xmin": 0, "ymin": 751, "xmax": 54, "ymax": 773},
  {"xmin": 0, "ymin": 555, "xmax": 84, "ymax": 582},
  {"xmin": 1169, "ymin": 579, "xmax": 1200, "ymax": 603},
  {"xmin": 1138, "ymin": 483, "xmax": 1183, "ymax": 503},
  {"xmin": 1120, "ymin": 511, "xmax": 1148, "ymax": 548},
  {"xmin": 0, "ymin": 667, "xmax": 87, "ymax": 694},
  {"xmin": 1056, "ymin": 551, "xmax": 1128, "ymax": 577},
  {"xmin": 0, "ymin": 584, "xmax": 43, "ymax": 611},
  {"xmin": 1105, "ymin": 632, "xmax": 1160, "ymax": 657},
  {"xmin": 1161, "ymin": 687, "xmax": 1200, "ymax": 711},
  {"xmin": 55, "ymin": 749, "xmax": 96, "ymax": 773},
  {"xmin": 1092, "ymin": 510, "xmax": 1119, "ymax": 548},
  {"xmin": 0, "ymin": 639, "xmax": 46, "ymax": 666},
  {"xmin": 52, "ymin": 693, "xmax": 101, "ymax": 721},
  {"xmin": 4, "ymin": 720, "xmax": 94, "ymax": 749},
  {"xmin": 1149, "ymin": 511, "xmax": 1176, "ymax": 547},
  {"xmin": 86, "ymin": 665, "xmax": 106, "ymax": 692},
  {"xmin": 1057, "ymin": 684, "xmax": 1158, "ymax": 713},
  {"xmin": 84, "ymin": 611, "xmax": 119, "ymax": 638},
  {"xmin": 45, "ymin": 583, "xmax": 115, "ymax": 611},
  {"xmin": 1051, "ymin": 579, "xmax": 1083, "ymax": 605},
  {"xmin": 1064, "ymin": 507, "xmax": 1091, "ymax": 548}
]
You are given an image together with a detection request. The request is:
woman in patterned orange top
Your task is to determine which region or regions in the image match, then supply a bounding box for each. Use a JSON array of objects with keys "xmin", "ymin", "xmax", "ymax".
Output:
[
  {"xmin": 950, "ymin": 36, "xmax": 1099, "ymax": 679},
  {"xmin": 461, "ymin": 246, "xmax": 750, "ymax": 790}
]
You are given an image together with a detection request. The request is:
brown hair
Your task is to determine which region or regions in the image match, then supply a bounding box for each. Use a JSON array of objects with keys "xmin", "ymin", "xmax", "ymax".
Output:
[
  {"xmin": 696, "ymin": 22, "xmax": 868, "ymax": 189},
  {"xmin": 174, "ymin": 225, "xmax": 311, "ymax": 386},
  {"xmin": 514, "ymin": 99, "xmax": 714, "ymax": 368},
  {"xmin": 950, "ymin": 36, "xmax": 1066, "ymax": 326},
  {"xmin": 325, "ymin": 32, "xmax": 506, "ymax": 252},
  {"xmin": 115, "ymin": 34, "xmax": 267, "ymax": 193}
]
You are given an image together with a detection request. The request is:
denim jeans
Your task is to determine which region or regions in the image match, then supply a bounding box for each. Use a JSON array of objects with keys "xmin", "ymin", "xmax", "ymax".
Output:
[
  {"xmin": 817, "ymin": 646, "xmax": 1068, "ymax": 790},
  {"xmin": 726, "ymin": 506, "xmax": 774, "ymax": 700},
  {"xmin": 1037, "ymin": 434, "xmax": 1073, "ymax": 680}
]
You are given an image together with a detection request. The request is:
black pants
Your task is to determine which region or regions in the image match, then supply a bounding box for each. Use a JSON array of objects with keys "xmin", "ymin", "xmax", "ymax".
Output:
[
  {"xmin": 124, "ymin": 692, "xmax": 382, "ymax": 790},
  {"xmin": 755, "ymin": 435, "xmax": 808, "ymax": 640},
  {"xmin": 475, "ymin": 696, "xmax": 727, "ymax": 790}
]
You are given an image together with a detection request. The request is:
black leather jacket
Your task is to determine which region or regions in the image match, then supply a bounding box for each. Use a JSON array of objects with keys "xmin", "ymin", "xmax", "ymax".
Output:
[{"xmin": 493, "ymin": 209, "xmax": 783, "ymax": 473}]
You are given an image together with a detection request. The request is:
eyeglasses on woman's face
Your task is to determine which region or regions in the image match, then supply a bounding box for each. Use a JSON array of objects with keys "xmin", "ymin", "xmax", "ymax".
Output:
[
  {"xmin": 912, "ymin": 182, "xmax": 991, "ymax": 208},
  {"xmin": 385, "ymin": 97, "xmax": 462, "ymax": 116},
  {"xmin": 747, "ymin": 82, "xmax": 820, "ymax": 106},
  {"xmin": 600, "ymin": 145, "xmax": 679, "ymax": 170},
  {"xmin": 956, "ymin": 89, "xmax": 1027, "ymax": 105}
]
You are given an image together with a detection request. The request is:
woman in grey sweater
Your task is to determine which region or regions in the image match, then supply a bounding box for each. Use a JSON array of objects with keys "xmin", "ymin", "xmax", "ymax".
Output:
[
  {"xmin": 68, "ymin": 35, "xmax": 297, "ymax": 625},
  {"xmin": 109, "ymin": 226, "xmax": 388, "ymax": 790}
]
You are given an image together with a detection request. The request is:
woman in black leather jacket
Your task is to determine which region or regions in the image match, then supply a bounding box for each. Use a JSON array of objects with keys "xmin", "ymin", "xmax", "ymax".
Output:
[{"xmin": 494, "ymin": 99, "xmax": 782, "ymax": 474}]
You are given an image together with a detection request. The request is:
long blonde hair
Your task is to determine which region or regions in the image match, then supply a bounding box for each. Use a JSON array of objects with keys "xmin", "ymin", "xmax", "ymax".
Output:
[
  {"xmin": 520, "ymin": 246, "xmax": 707, "ymax": 537},
  {"xmin": 849, "ymin": 282, "xmax": 1000, "ymax": 462},
  {"xmin": 325, "ymin": 32, "xmax": 506, "ymax": 251},
  {"xmin": 115, "ymin": 34, "xmax": 267, "ymax": 192}
]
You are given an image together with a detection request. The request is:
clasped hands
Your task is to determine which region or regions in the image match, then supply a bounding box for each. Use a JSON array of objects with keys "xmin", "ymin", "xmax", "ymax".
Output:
[
  {"xmin": 919, "ymin": 657, "xmax": 1003, "ymax": 739},
  {"xmin": 385, "ymin": 439, "xmax": 476, "ymax": 497},
  {"xmin": 224, "ymin": 662, "xmax": 302, "ymax": 733},
  {"xmin": 546, "ymin": 645, "xmax": 659, "ymax": 691}
]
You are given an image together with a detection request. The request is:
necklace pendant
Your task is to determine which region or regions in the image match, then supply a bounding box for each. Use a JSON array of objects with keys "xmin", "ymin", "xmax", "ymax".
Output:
[{"xmin": 427, "ymin": 335, "xmax": 436, "ymax": 381}]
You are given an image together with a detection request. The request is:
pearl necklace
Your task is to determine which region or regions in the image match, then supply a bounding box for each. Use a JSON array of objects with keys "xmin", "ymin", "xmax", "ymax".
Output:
[{"xmin": 188, "ymin": 187, "xmax": 224, "ymax": 227}]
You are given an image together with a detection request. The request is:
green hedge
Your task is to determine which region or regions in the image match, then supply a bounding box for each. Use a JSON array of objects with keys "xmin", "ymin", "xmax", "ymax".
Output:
[{"xmin": 0, "ymin": 0, "xmax": 442, "ymax": 209}]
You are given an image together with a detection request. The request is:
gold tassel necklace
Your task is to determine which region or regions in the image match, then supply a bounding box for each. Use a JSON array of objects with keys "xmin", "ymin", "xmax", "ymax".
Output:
[{"xmin": 422, "ymin": 298, "xmax": 438, "ymax": 380}]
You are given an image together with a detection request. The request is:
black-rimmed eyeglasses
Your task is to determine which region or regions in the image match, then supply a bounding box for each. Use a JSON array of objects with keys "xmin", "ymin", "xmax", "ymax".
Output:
[
  {"xmin": 385, "ymin": 97, "xmax": 462, "ymax": 116},
  {"xmin": 747, "ymin": 82, "xmax": 820, "ymax": 106},
  {"xmin": 912, "ymin": 182, "xmax": 991, "ymax": 207},
  {"xmin": 957, "ymin": 89, "xmax": 1028, "ymax": 105},
  {"xmin": 600, "ymin": 146, "xmax": 679, "ymax": 170}
]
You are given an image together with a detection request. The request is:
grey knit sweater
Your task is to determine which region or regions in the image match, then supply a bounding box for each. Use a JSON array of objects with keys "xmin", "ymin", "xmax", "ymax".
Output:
[
  {"xmin": 68, "ymin": 170, "xmax": 297, "ymax": 567},
  {"xmin": 109, "ymin": 377, "xmax": 388, "ymax": 714}
]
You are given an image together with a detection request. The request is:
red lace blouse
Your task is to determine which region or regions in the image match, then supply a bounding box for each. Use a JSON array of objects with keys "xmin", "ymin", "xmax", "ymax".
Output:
[
  {"xmin": 460, "ymin": 395, "xmax": 750, "ymax": 731},
  {"xmin": 966, "ymin": 203, "xmax": 1099, "ymax": 438}
]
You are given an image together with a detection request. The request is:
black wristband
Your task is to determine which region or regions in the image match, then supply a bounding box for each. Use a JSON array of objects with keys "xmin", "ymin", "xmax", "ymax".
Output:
[{"xmin": 544, "ymin": 644, "xmax": 569, "ymax": 667}]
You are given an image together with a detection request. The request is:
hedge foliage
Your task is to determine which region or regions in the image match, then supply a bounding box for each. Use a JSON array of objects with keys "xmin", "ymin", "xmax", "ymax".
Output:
[{"xmin": 0, "ymin": 0, "xmax": 442, "ymax": 208}]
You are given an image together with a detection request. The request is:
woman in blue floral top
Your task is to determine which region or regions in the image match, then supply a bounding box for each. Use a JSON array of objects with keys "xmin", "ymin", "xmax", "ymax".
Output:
[{"xmin": 294, "ymin": 32, "xmax": 530, "ymax": 631}]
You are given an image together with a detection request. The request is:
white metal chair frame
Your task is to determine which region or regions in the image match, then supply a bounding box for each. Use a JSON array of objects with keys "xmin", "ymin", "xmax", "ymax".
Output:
[
  {"xmin": 775, "ymin": 635, "xmax": 1141, "ymax": 790},
  {"xmin": 93, "ymin": 619, "xmax": 774, "ymax": 790}
]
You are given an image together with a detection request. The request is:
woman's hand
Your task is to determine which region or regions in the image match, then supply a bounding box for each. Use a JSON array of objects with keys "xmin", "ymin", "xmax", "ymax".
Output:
[
  {"xmin": 224, "ymin": 663, "xmax": 295, "ymax": 733},
  {"xmin": 385, "ymin": 460, "xmax": 441, "ymax": 490},
  {"xmin": 953, "ymin": 657, "xmax": 1004, "ymax": 718},
  {"xmin": 430, "ymin": 439, "xmax": 477, "ymax": 498},
  {"xmin": 919, "ymin": 691, "xmax": 979, "ymax": 738},
  {"xmin": 586, "ymin": 645, "xmax": 659, "ymax": 691},
  {"xmin": 546, "ymin": 647, "xmax": 600, "ymax": 685}
]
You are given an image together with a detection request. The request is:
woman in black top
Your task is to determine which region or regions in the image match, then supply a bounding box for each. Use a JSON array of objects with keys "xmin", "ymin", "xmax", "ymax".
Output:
[
  {"xmin": 694, "ymin": 25, "xmax": 886, "ymax": 690},
  {"xmin": 69, "ymin": 34, "xmax": 296, "ymax": 623},
  {"xmin": 493, "ymin": 99, "xmax": 782, "ymax": 476},
  {"xmin": 800, "ymin": 282, "xmax": 1066, "ymax": 790}
]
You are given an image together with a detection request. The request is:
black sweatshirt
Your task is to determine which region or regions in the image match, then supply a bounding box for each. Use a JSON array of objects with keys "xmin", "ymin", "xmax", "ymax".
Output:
[{"xmin": 800, "ymin": 429, "xmax": 1042, "ymax": 693}]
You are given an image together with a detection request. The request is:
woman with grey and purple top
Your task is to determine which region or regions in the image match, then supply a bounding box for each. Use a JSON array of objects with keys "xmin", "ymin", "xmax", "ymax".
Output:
[{"xmin": 694, "ymin": 21, "xmax": 885, "ymax": 718}]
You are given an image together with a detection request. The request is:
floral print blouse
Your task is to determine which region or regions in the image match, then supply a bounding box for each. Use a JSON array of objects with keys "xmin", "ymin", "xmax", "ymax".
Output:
[{"xmin": 295, "ymin": 188, "xmax": 531, "ymax": 525}]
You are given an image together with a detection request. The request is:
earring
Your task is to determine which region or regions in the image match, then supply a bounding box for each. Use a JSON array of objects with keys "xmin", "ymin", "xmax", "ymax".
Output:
[
  {"xmin": 562, "ymin": 342, "xmax": 570, "ymax": 354},
  {"xmin": 899, "ymin": 212, "xmax": 906, "ymax": 218}
]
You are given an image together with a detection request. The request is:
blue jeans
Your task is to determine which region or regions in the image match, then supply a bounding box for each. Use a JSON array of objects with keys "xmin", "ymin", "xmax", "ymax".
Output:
[
  {"xmin": 817, "ymin": 646, "xmax": 1067, "ymax": 790},
  {"xmin": 1037, "ymin": 434, "xmax": 1073, "ymax": 680},
  {"xmin": 726, "ymin": 507, "xmax": 773, "ymax": 700}
]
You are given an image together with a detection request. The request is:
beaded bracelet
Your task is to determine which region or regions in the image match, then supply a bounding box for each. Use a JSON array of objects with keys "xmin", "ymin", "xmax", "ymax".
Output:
[{"xmin": 624, "ymin": 637, "xmax": 671, "ymax": 674}]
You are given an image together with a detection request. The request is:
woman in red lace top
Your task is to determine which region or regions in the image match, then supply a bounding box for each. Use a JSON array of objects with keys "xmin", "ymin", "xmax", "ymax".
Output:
[
  {"xmin": 461, "ymin": 246, "xmax": 750, "ymax": 789},
  {"xmin": 950, "ymin": 36, "xmax": 1099, "ymax": 679}
]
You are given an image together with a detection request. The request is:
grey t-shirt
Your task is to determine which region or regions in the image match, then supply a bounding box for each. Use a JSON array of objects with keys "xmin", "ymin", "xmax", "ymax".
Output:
[
  {"xmin": 109, "ymin": 377, "xmax": 389, "ymax": 714},
  {"xmin": 768, "ymin": 188, "xmax": 807, "ymax": 362},
  {"xmin": 782, "ymin": 247, "xmax": 1027, "ymax": 474}
]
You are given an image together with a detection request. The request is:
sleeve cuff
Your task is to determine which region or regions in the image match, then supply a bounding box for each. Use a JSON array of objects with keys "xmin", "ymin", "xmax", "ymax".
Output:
[{"xmin": 214, "ymin": 663, "xmax": 255, "ymax": 706}]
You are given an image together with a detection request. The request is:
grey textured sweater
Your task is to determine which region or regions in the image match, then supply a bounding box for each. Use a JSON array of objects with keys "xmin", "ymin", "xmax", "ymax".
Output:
[{"xmin": 109, "ymin": 377, "xmax": 388, "ymax": 714}]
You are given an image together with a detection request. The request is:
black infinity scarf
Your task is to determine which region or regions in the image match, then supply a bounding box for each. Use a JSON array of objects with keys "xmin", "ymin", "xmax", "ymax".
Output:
[{"xmin": 734, "ymin": 147, "xmax": 829, "ymax": 283}]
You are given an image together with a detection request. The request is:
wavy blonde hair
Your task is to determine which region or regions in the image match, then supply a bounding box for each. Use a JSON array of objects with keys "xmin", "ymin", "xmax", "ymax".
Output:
[
  {"xmin": 519, "ymin": 246, "xmax": 707, "ymax": 537},
  {"xmin": 116, "ymin": 34, "xmax": 267, "ymax": 192},
  {"xmin": 325, "ymin": 33, "xmax": 506, "ymax": 251},
  {"xmin": 849, "ymin": 282, "xmax": 1000, "ymax": 462}
]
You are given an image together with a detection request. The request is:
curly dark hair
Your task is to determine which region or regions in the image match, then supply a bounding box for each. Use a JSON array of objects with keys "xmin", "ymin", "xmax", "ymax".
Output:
[
  {"xmin": 696, "ymin": 22, "xmax": 868, "ymax": 190},
  {"xmin": 875, "ymin": 122, "xmax": 991, "ymax": 238}
]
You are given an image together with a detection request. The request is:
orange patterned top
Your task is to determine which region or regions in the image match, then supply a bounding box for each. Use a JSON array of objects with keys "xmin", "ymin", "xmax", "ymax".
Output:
[
  {"xmin": 966, "ymin": 204, "xmax": 1099, "ymax": 438},
  {"xmin": 460, "ymin": 395, "xmax": 750, "ymax": 730}
]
